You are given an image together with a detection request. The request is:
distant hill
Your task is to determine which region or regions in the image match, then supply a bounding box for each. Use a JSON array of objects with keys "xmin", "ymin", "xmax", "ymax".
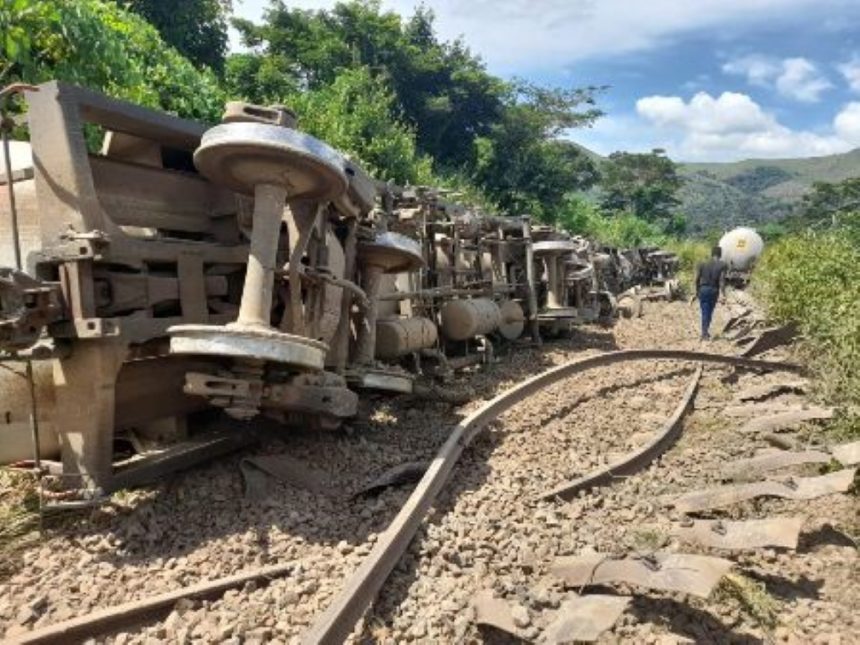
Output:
[
  {"xmin": 679, "ymin": 148, "xmax": 860, "ymax": 233},
  {"xmin": 574, "ymin": 145, "xmax": 860, "ymax": 234}
]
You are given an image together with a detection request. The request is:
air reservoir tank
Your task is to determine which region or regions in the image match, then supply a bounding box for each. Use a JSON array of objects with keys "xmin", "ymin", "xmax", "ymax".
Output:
[
  {"xmin": 719, "ymin": 227, "xmax": 764, "ymax": 272},
  {"xmin": 440, "ymin": 298, "xmax": 502, "ymax": 341},
  {"xmin": 375, "ymin": 317, "xmax": 438, "ymax": 359}
]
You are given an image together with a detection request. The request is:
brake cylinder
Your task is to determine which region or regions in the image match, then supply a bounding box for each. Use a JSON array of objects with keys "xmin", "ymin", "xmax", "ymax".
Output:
[
  {"xmin": 439, "ymin": 298, "xmax": 502, "ymax": 341},
  {"xmin": 375, "ymin": 317, "xmax": 438, "ymax": 359}
]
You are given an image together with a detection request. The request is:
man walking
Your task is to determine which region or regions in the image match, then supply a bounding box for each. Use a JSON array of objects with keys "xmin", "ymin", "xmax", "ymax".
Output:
[{"xmin": 695, "ymin": 246, "xmax": 727, "ymax": 340}]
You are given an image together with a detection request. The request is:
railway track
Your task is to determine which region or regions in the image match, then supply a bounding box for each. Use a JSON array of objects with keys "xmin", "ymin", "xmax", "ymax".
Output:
[{"xmin": 9, "ymin": 347, "xmax": 827, "ymax": 644}]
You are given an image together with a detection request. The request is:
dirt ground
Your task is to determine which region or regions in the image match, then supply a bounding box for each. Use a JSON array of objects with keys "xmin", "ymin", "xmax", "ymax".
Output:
[{"xmin": 0, "ymin": 298, "xmax": 857, "ymax": 644}]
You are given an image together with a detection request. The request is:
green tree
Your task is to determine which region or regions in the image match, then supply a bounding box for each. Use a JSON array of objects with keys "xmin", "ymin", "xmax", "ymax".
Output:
[
  {"xmin": 798, "ymin": 178, "xmax": 860, "ymax": 230},
  {"xmin": 229, "ymin": 0, "xmax": 601, "ymax": 212},
  {"xmin": 472, "ymin": 82, "xmax": 602, "ymax": 219},
  {"xmin": 1, "ymin": 0, "xmax": 224, "ymax": 122},
  {"xmin": 231, "ymin": 1, "xmax": 505, "ymax": 168},
  {"xmin": 600, "ymin": 149, "xmax": 682, "ymax": 221},
  {"xmin": 289, "ymin": 67, "xmax": 434, "ymax": 185},
  {"xmin": 122, "ymin": 0, "xmax": 232, "ymax": 73}
]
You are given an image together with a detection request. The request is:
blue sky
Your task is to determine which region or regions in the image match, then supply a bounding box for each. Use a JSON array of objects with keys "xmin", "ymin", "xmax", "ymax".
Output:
[{"xmin": 231, "ymin": 0, "xmax": 860, "ymax": 162}]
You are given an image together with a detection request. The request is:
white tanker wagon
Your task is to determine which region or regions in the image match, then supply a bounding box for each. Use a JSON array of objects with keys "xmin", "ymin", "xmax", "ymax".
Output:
[{"xmin": 718, "ymin": 227, "xmax": 765, "ymax": 287}]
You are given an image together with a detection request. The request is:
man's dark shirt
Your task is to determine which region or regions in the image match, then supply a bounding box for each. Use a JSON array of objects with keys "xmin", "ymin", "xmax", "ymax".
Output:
[{"xmin": 696, "ymin": 258, "xmax": 727, "ymax": 290}]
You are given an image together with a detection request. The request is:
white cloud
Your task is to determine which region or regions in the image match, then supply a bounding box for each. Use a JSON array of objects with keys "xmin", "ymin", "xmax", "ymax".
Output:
[
  {"xmin": 775, "ymin": 58, "xmax": 832, "ymax": 102},
  {"xmin": 633, "ymin": 91, "xmax": 860, "ymax": 160},
  {"xmin": 838, "ymin": 57, "xmax": 860, "ymax": 92},
  {"xmin": 722, "ymin": 55, "xmax": 780, "ymax": 86},
  {"xmin": 834, "ymin": 102, "xmax": 860, "ymax": 143},
  {"xmin": 232, "ymin": 0, "xmax": 855, "ymax": 72},
  {"xmin": 723, "ymin": 55, "xmax": 832, "ymax": 102}
]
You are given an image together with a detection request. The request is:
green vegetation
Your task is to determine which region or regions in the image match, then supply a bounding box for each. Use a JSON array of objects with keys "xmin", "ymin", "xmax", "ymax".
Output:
[
  {"xmin": 600, "ymin": 149, "xmax": 682, "ymax": 223},
  {"xmin": 753, "ymin": 227, "xmax": 860, "ymax": 426},
  {"xmin": 123, "ymin": 0, "xmax": 232, "ymax": 73},
  {"xmin": 0, "ymin": 0, "xmax": 225, "ymax": 122},
  {"xmin": 287, "ymin": 67, "xmax": 434, "ymax": 185},
  {"xmin": 228, "ymin": 1, "xmax": 603, "ymax": 220},
  {"xmin": 716, "ymin": 572, "xmax": 780, "ymax": 630},
  {"xmin": 679, "ymin": 148, "xmax": 860, "ymax": 234}
]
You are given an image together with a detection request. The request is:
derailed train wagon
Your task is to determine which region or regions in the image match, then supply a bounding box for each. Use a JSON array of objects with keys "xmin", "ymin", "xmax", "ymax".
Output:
[{"xmin": 0, "ymin": 82, "xmax": 674, "ymax": 498}]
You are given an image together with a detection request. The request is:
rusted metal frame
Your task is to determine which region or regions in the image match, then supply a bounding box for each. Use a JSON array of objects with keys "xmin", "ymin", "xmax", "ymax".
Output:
[
  {"xmin": 7, "ymin": 563, "xmax": 293, "ymax": 645},
  {"xmin": 302, "ymin": 349, "xmax": 800, "ymax": 645},
  {"xmin": 25, "ymin": 82, "xmax": 248, "ymax": 345},
  {"xmin": 540, "ymin": 364, "xmax": 703, "ymax": 501}
]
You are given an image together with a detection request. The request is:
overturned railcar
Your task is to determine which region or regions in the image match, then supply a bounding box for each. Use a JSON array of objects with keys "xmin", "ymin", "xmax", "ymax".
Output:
[{"xmin": 1, "ymin": 83, "xmax": 667, "ymax": 496}]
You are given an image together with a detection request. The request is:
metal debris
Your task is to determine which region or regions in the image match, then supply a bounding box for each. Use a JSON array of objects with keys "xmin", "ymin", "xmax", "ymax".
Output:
[
  {"xmin": 542, "ymin": 594, "xmax": 631, "ymax": 643},
  {"xmin": 741, "ymin": 323, "xmax": 798, "ymax": 357},
  {"xmin": 354, "ymin": 461, "xmax": 428, "ymax": 497},
  {"xmin": 471, "ymin": 589, "xmax": 520, "ymax": 635},
  {"xmin": 739, "ymin": 407, "xmax": 834, "ymax": 434},
  {"xmin": 549, "ymin": 552, "xmax": 733, "ymax": 598},
  {"xmin": 832, "ymin": 441, "xmax": 860, "ymax": 467},
  {"xmin": 240, "ymin": 454, "xmax": 333, "ymax": 498},
  {"xmin": 723, "ymin": 403, "xmax": 802, "ymax": 418},
  {"xmin": 720, "ymin": 450, "xmax": 831, "ymax": 482},
  {"xmin": 669, "ymin": 468, "xmax": 857, "ymax": 513},
  {"xmin": 734, "ymin": 380, "xmax": 808, "ymax": 402},
  {"xmin": 669, "ymin": 517, "xmax": 804, "ymax": 550}
]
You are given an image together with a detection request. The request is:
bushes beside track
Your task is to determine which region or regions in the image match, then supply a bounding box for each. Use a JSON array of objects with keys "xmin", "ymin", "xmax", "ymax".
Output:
[{"xmin": 753, "ymin": 230, "xmax": 860, "ymax": 431}]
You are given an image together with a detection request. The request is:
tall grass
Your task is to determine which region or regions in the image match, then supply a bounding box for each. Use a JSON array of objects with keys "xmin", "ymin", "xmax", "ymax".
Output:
[{"xmin": 753, "ymin": 230, "xmax": 860, "ymax": 429}]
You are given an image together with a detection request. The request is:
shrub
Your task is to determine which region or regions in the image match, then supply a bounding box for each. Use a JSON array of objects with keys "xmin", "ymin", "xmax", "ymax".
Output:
[{"xmin": 753, "ymin": 231, "xmax": 860, "ymax": 426}]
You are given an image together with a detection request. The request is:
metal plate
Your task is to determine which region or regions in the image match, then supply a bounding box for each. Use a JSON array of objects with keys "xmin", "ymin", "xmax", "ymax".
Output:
[
  {"xmin": 670, "ymin": 468, "xmax": 857, "ymax": 513},
  {"xmin": 669, "ymin": 517, "xmax": 803, "ymax": 550},
  {"xmin": 734, "ymin": 380, "xmax": 807, "ymax": 402},
  {"xmin": 543, "ymin": 595, "xmax": 630, "ymax": 643},
  {"xmin": 739, "ymin": 407, "xmax": 834, "ymax": 433},
  {"xmin": 168, "ymin": 324, "xmax": 327, "ymax": 369},
  {"xmin": 472, "ymin": 590, "xmax": 520, "ymax": 635},
  {"xmin": 550, "ymin": 552, "xmax": 733, "ymax": 598},
  {"xmin": 720, "ymin": 450, "xmax": 831, "ymax": 482},
  {"xmin": 832, "ymin": 441, "xmax": 860, "ymax": 466},
  {"xmin": 347, "ymin": 368, "xmax": 414, "ymax": 394},
  {"xmin": 240, "ymin": 454, "xmax": 332, "ymax": 498}
]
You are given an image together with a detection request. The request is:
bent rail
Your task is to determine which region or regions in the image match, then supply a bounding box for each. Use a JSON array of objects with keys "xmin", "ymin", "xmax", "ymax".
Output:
[
  {"xmin": 302, "ymin": 350, "xmax": 801, "ymax": 644},
  {"xmin": 539, "ymin": 364, "xmax": 702, "ymax": 501}
]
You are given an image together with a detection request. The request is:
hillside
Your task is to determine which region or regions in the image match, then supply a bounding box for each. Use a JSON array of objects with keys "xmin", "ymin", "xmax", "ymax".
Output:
[
  {"xmin": 679, "ymin": 148, "xmax": 860, "ymax": 233},
  {"xmin": 573, "ymin": 145, "xmax": 860, "ymax": 233}
]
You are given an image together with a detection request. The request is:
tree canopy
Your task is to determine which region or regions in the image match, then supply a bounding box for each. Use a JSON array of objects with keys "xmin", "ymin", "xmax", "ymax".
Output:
[
  {"xmin": 1, "ymin": 0, "xmax": 224, "ymax": 122},
  {"xmin": 1, "ymin": 0, "xmax": 692, "ymax": 238},
  {"xmin": 229, "ymin": 0, "xmax": 602, "ymax": 219},
  {"xmin": 122, "ymin": 0, "xmax": 233, "ymax": 73},
  {"xmin": 599, "ymin": 149, "xmax": 683, "ymax": 221}
]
